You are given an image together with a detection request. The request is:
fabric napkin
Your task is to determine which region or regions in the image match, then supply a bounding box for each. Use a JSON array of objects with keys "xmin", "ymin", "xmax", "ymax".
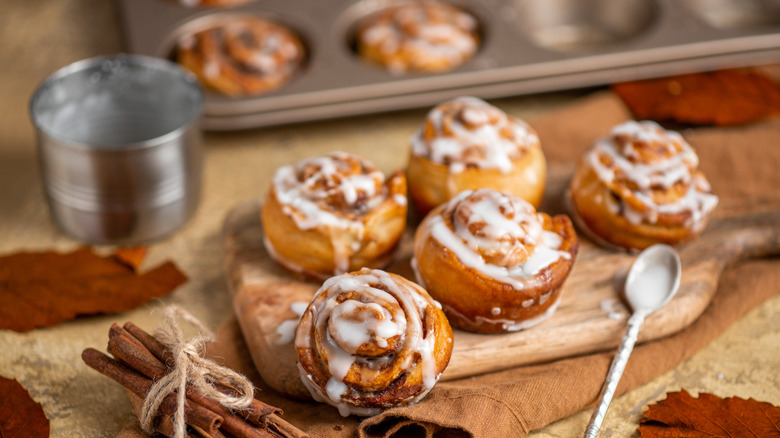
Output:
[{"xmin": 119, "ymin": 91, "xmax": 780, "ymax": 438}]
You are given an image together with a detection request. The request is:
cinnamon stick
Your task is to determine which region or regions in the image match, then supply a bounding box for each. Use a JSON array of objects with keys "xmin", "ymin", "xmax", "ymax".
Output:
[
  {"xmin": 264, "ymin": 414, "xmax": 310, "ymax": 438},
  {"xmin": 126, "ymin": 390, "xmax": 221, "ymax": 438},
  {"xmin": 110, "ymin": 326, "xmax": 267, "ymax": 437},
  {"xmin": 108, "ymin": 324, "xmax": 168, "ymax": 380},
  {"xmin": 119, "ymin": 322, "xmax": 305, "ymax": 438},
  {"xmin": 122, "ymin": 321, "xmax": 170, "ymax": 364},
  {"xmin": 122, "ymin": 322, "xmax": 290, "ymax": 425},
  {"xmin": 82, "ymin": 348, "xmax": 223, "ymax": 436}
]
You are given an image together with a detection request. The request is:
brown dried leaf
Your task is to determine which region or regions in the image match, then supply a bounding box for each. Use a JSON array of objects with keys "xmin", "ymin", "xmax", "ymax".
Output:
[
  {"xmin": 114, "ymin": 246, "xmax": 148, "ymax": 272},
  {"xmin": 0, "ymin": 376, "xmax": 50, "ymax": 438},
  {"xmin": 613, "ymin": 69, "xmax": 780, "ymax": 126},
  {"xmin": 639, "ymin": 389, "xmax": 780, "ymax": 437},
  {"xmin": 0, "ymin": 247, "xmax": 187, "ymax": 332}
]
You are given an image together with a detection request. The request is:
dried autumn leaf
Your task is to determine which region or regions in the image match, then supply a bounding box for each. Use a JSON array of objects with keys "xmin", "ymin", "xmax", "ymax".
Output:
[
  {"xmin": 612, "ymin": 69, "xmax": 780, "ymax": 126},
  {"xmin": 114, "ymin": 246, "xmax": 148, "ymax": 272},
  {"xmin": 639, "ymin": 389, "xmax": 780, "ymax": 437},
  {"xmin": 0, "ymin": 247, "xmax": 187, "ymax": 332},
  {"xmin": 0, "ymin": 376, "xmax": 50, "ymax": 438}
]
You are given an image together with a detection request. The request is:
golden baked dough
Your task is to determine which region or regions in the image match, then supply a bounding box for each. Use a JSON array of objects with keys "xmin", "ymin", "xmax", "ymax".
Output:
[
  {"xmin": 407, "ymin": 96, "xmax": 546, "ymax": 215},
  {"xmin": 176, "ymin": 16, "xmax": 304, "ymax": 96},
  {"xmin": 355, "ymin": 2, "xmax": 480, "ymax": 74},
  {"xmin": 413, "ymin": 189, "xmax": 578, "ymax": 334},
  {"xmin": 568, "ymin": 120, "xmax": 718, "ymax": 251},
  {"xmin": 261, "ymin": 152, "xmax": 407, "ymax": 281},
  {"xmin": 295, "ymin": 268, "xmax": 453, "ymax": 416}
]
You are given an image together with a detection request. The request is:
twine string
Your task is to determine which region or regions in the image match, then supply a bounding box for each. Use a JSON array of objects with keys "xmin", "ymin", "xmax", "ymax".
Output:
[{"xmin": 139, "ymin": 306, "xmax": 255, "ymax": 437}]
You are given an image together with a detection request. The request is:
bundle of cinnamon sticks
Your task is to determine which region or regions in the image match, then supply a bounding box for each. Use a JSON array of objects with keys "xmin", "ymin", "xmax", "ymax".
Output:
[{"xmin": 82, "ymin": 322, "xmax": 308, "ymax": 438}]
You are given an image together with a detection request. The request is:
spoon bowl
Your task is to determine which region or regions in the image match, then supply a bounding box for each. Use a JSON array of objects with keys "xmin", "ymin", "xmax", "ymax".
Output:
[{"xmin": 625, "ymin": 244, "xmax": 682, "ymax": 313}]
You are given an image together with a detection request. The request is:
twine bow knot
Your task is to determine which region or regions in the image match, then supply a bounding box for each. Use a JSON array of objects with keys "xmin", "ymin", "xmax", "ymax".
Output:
[{"xmin": 139, "ymin": 306, "xmax": 255, "ymax": 437}]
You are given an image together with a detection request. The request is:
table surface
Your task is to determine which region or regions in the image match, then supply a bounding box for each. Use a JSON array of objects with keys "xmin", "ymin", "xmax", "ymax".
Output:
[{"xmin": 1, "ymin": 1, "xmax": 778, "ymax": 437}]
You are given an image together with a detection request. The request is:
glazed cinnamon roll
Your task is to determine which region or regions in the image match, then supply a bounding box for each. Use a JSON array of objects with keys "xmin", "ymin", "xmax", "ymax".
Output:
[
  {"xmin": 261, "ymin": 152, "xmax": 407, "ymax": 281},
  {"xmin": 355, "ymin": 2, "xmax": 480, "ymax": 74},
  {"xmin": 176, "ymin": 16, "xmax": 304, "ymax": 96},
  {"xmin": 413, "ymin": 189, "xmax": 578, "ymax": 334},
  {"xmin": 568, "ymin": 120, "xmax": 719, "ymax": 251},
  {"xmin": 295, "ymin": 268, "xmax": 453, "ymax": 416},
  {"xmin": 407, "ymin": 96, "xmax": 546, "ymax": 215}
]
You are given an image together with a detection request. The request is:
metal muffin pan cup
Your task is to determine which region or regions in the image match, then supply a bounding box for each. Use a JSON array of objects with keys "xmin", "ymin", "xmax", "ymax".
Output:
[{"xmin": 117, "ymin": 0, "xmax": 780, "ymax": 130}]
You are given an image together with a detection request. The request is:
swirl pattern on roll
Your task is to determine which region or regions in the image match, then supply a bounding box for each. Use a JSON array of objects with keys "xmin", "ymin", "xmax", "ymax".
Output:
[
  {"xmin": 585, "ymin": 121, "xmax": 718, "ymax": 230},
  {"xmin": 176, "ymin": 16, "xmax": 304, "ymax": 96},
  {"xmin": 413, "ymin": 189, "xmax": 577, "ymax": 333},
  {"xmin": 295, "ymin": 269, "xmax": 453, "ymax": 417},
  {"xmin": 410, "ymin": 97, "xmax": 540, "ymax": 173},
  {"xmin": 419, "ymin": 189, "xmax": 571, "ymax": 290},
  {"xmin": 272, "ymin": 152, "xmax": 386, "ymax": 227},
  {"xmin": 355, "ymin": 2, "xmax": 479, "ymax": 74},
  {"xmin": 406, "ymin": 97, "xmax": 546, "ymax": 214},
  {"xmin": 262, "ymin": 152, "xmax": 407, "ymax": 279}
]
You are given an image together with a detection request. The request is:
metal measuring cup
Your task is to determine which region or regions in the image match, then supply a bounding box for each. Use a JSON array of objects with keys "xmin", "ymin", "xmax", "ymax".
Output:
[{"xmin": 29, "ymin": 54, "xmax": 204, "ymax": 244}]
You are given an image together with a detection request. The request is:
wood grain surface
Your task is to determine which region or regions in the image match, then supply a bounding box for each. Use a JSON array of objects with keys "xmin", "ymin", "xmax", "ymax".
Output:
[{"xmin": 222, "ymin": 164, "xmax": 780, "ymax": 399}]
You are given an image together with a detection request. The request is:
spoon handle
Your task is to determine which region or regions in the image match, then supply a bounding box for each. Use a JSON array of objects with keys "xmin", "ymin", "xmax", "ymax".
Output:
[{"xmin": 584, "ymin": 311, "xmax": 647, "ymax": 438}]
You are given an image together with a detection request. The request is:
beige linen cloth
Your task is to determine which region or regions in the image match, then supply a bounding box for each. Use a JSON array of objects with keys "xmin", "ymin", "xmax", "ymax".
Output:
[{"xmin": 120, "ymin": 91, "xmax": 780, "ymax": 438}]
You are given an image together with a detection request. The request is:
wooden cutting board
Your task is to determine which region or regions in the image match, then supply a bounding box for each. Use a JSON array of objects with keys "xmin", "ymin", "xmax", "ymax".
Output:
[{"xmin": 221, "ymin": 164, "xmax": 780, "ymax": 399}]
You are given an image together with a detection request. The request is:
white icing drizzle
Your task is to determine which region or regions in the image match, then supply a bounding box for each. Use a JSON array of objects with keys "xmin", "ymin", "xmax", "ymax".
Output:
[
  {"xmin": 358, "ymin": 3, "xmax": 478, "ymax": 74},
  {"xmin": 291, "ymin": 301, "xmax": 308, "ymax": 315},
  {"xmin": 271, "ymin": 152, "xmax": 391, "ymax": 274},
  {"xmin": 274, "ymin": 301, "xmax": 309, "ymax": 345},
  {"xmin": 393, "ymin": 193, "xmax": 408, "ymax": 206},
  {"xmin": 443, "ymin": 294, "xmax": 561, "ymax": 332},
  {"xmin": 296, "ymin": 269, "xmax": 442, "ymax": 417},
  {"xmin": 328, "ymin": 300, "xmax": 404, "ymax": 351},
  {"xmin": 180, "ymin": 17, "xmax": 302, "ymax": 87},
  {"xmin": 298, "ymin": 365, "xmax": 382, "ymax": 417},
  {"xmin": 225, "ymin": 19, "xmax": 300, "ymax": 75},
  {"xmin": 325, "ymin": 378, "xmax": 348, "ymax": 405},
  {"xmin": 410, "ymin": 97, "xmax": 539, "ymax": 173},
  {"xmin": 586, "ymin": 120, "xmax": 718, "ymax": 229},
  {"xmin": 417, "ymin": 189, "xmax": 569, "ymax": 290},
  {"xmin": 599, "ymin": 298, "xmax": 627, "ymax": 320}
]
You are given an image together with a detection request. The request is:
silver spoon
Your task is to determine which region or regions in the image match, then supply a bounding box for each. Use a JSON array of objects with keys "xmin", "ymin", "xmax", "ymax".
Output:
[{"xmin": 584, "ymin": 244, "xmax": 681, "ymax": 438}]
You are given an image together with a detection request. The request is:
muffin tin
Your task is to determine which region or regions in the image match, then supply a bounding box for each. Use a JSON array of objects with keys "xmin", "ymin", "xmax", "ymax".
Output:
[{"xmin": 117, "ymin": 0, "xmax": 780, "ymax": 130}]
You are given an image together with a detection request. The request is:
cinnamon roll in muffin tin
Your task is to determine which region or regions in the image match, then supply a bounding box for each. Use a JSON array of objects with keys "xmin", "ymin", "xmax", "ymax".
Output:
[{"xmin": 117, "ymin": 0, "xmax": 780, "ymax": 130}]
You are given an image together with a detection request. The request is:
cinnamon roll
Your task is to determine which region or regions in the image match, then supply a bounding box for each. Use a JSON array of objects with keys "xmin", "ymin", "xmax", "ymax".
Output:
[
  {"xmin": 413, "ymin": 189, "xmax": 578, "ymax": 334},
  {"xmin": 354, "ymin": 2, "xmax": 480, "ymax": 74},
  {"xmin": 407, "ymin": 96, "xmax": 546, "ymax": 215},
  {"xmin": 261, "ymin": 152, "xmax": 407, "ymax": 281},
  {"xmin": 295, "ymin": 268, "xmax": 453, "ymax": 416},
  {"xmin": 568, "ymin": 120, "xmax": 719, "ymax": 251},
  {"xmin": 176, "ymin": 16, "xmax": 304, "ymax": 97}
]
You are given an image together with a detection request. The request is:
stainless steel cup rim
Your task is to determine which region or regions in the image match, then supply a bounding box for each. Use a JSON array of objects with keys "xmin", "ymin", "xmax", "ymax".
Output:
[{"xmin": 29, "ymin": 53, "xmax": 204, "ymax": 151}]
